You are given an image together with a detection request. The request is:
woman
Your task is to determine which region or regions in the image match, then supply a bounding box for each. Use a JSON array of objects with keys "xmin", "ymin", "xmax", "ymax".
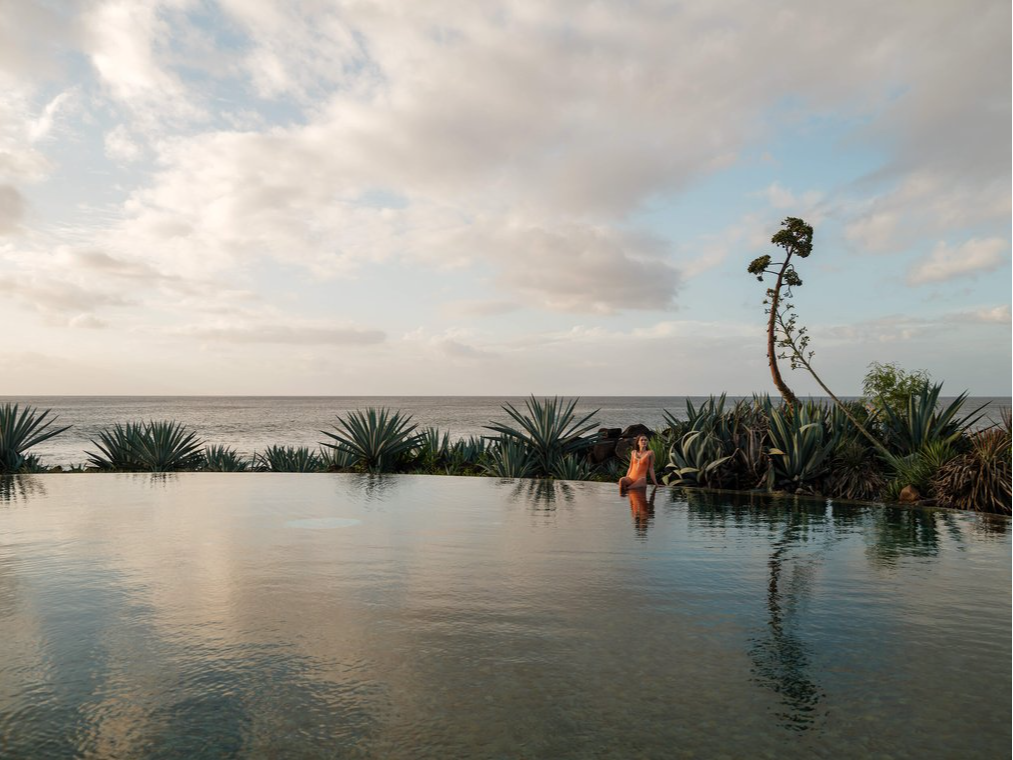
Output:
[{"xmin": 619, "ymin": 435, "xmax": 659, "ymax": 493}]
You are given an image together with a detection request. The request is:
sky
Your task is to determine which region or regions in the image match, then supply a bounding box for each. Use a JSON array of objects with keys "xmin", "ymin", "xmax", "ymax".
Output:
[{"xmin": 0, "ymin": 0, "xmax": 1010, "ymax": 396}]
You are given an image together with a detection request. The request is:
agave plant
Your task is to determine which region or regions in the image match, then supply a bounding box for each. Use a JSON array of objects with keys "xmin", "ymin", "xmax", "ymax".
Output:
[
  {"xmin": 877, "ymin": 383, "xmax": 985, "ymax": 456},
  {"xmin": 322, "ymin": 408, "xmax": 422, "ymax": 474},
  {"xmin": 595, "ymin": 458, "xmax": 624, "ymax": 482},
  {"xmin": 202, "ymin": 444, "xmax": 250, "ymax": 472},
  {"xmin": 0, "ymin": 403, "xmax": 70, "ymax": 474},
  {"xmin": 763, "ymin": 401, "xmax": 840, "ymax": 492},
  {"xmin": 254, "ymin": 445, "xmax": 323, "ymax": 472},
  {"xmin": 549, "ymin": 454, "xmax": 594, "ymax": 481},
  {"xmin": 665, "ymin": 429, "xmax": 734, "ymax": 487},
  {"xmin": 824, "ymin": 439, "xmax": 886, "ymax": 502},
  {"xmin": 931, "ymin": 428, "xmax": 1011, "ymax": 514},
  {"xmin": 414, "ymin": 427, "xmax": 452, "ymax": 471},
  {"xmin": 481, "ymin": 437, "xmax": 536, "ymax": 478},
  {"xmin": 484, "ymin": 396, "xmax": 599, "ymax": 477},
  {"xmin": 320, "ymin": 444, "xmax": 358, "ymax": 471},
  {"xmin": 87, "ymin": 421, "xmax": 204, "ymax": 472}
]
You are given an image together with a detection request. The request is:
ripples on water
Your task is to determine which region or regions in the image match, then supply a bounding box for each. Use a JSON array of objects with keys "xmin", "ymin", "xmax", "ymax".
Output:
[
  {"xmin": 0, "ymin": 474, "xmax": 1009, "ymax": 758},
  {"xmin": 4, "ymin": 395, "xmax": 1009, "ymax": 467}
]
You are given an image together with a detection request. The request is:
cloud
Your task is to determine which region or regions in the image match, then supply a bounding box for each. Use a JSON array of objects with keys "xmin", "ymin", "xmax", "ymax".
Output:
[
  {"xmin": 0, "ymin": 272, "xmax": 131, "ymax": 316},
  {"xmin": 907, "ymin": 237, "xmax": 1007, "ymax": 285},
  {"xmin": 0, "ymin": 185, "xmax": 26, "ymax": 233},
  {"xmin": 104, "ymin": 124, "xmax": 142, "ymax": 162},
  {"xmin": 172, "ymin": 323, "xmax": 386, "ymax": 345},
  {"xmin": 441, "ymin": 299, "xmax": 520, "ymax": 318},
  {"xmin": 950, "ymin": 305, "xmax": 1011, "ymax": 325}
]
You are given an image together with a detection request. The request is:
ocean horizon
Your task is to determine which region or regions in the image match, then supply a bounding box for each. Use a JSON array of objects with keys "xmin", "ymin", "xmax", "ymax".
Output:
[{"xmin": 5, "ymin": 394, "xmax": 1010, "ymax": 469}]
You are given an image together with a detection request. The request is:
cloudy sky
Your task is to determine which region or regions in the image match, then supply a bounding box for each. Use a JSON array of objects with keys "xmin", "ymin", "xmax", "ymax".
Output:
[{"xmin": 1, "ymin": 0, "xmax": 1009, "ymax": 396}]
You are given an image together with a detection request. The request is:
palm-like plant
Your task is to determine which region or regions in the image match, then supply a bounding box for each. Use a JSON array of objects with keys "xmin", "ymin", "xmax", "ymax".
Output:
[
  {"xmin": 665, "ymin": 429, "xmax": 734, "ymax": 487},
  {"xmin": 484, "ymin": 396, "xmax": 599, "ymax": 476},
  {"xmin": 87, "ymin": 420, "xmax": 204, "ymax": 472},
  {"xmin": 481, "ymin": 437, "xmax": 536, "ymax": 478},
  {"xmin": 254, "ymin": 445, "xmax": 323, "ymax": 472},
  {"xmin": 202, "ymin": 445, "xmax": 250, "ymax": 472},
  {"xmin": 322, "ymin": 408, "xmax": 422, "ymax": 474},
  {"xmin": 877, "ymin": 383, "xmax": 984, "ymax": 456},
  {"xmin": 0, "ymin": 403, "xmax": 70, "ymax": 473}
]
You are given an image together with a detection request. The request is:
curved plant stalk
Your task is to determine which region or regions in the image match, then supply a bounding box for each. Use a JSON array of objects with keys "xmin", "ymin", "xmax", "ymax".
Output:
[
  {"xmin": 484, "ymin": 396, "xmax": 599, "ymax": 476},
  {"xmin": 0, "ymin": 403, "xmax": 71, "ymax": 473},
  {"xmin": 322, "ymin": 407, "xmax": 422, "ymax": 474}
]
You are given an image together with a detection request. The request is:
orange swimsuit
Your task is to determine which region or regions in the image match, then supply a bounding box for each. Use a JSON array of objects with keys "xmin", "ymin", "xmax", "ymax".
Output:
[{"xmin": 627, "ymin": 452, "xmax": 652, "ymax": 481}]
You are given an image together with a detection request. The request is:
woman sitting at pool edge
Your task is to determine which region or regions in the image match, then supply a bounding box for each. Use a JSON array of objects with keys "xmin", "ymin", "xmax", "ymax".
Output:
[{"xmin": 619, "ymin": 435, "xmax": 659, "ymax": 493}]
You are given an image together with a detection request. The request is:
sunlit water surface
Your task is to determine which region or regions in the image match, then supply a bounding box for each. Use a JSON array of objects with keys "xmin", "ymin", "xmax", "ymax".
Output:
[{"xmin": 0, "ymin": 474, "xmax": 1009, "ymax": 758}]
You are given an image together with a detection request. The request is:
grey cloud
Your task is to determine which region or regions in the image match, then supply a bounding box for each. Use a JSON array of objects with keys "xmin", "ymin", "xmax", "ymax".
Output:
[
  {"xmin": 0, "ymin": 185, "xmax": 26, "ymax": 233},
  {"xmin": 0, "ymin": 273, "xmax": 131, "ymax": 314},
  {"xmin": 176, "ymin": 324, "xmax": 386, "ymax": 345}
]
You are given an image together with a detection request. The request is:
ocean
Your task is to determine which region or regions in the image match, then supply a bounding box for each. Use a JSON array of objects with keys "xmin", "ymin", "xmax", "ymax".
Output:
[{"xmin": 4, "ymin": 395, "xmax": 1010, "ymax": 468}]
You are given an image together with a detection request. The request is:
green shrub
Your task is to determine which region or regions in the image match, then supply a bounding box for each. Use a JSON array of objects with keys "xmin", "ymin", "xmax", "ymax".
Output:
[
  {"xmin": 878, "ymin": 383, "xmax": 984, "ymax": 456},
  {"xmin": 87, "ymin": 421, "xmax": 204, "ymax": 472},
  {"xmin": 549, "ymin": 454, "xmax": 594, "ymax": 481},
  {"xmin": 484, "ymin": 396, "xmax": 598, "ymax": 476},
  {"xmin": 320, "ymin": 444, "xmax": 358, "ymax": 471},
  {"xmin": 0, "ymin": 403, "xmax": 70, "ymax": 474},
  {"xmin": 862, "ymin": 362, "xmax": 931, "ymax": 417},
  {"xmin": 322, "ymin": 408, "xmax": 422, "ymax": 474},
  {"xmin": 932, "ymin": 428, "xmax": 1011, "ymax": 514},
  {"xmin": 763, "ymin": 400, "xmax": 840, "ymax": 492},
  {"xmin": 824, "ymin": 439, "xmax": 886, "ymax": 501},
  {"xmin": 254, "ymin": 445, "xmax": 323, "ymax": 472},
  {"xmin": 202, "ymin": 445, "xmax": 249, "ymax": 472},
  {"xmin": 481, "ymin": 438, "xmax": 536, "ymax": 478}
]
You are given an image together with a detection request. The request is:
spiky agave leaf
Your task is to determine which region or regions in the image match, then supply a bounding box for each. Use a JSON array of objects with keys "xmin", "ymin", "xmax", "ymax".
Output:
[
  {"xmin": 202, "ymin": 444, "xmax": 250, "ymax": 472},
  {"xmin": 254, "ymin": 445, "xmax": 323, "ymax": 472},
  {"xmin": 322, "ymin": 407, "xmax": 422, "ymax": 474},
  {"xmin": 87, "ymin": 420, "xmax": 204, "ymax": 472},
  {"xmin": 484, "ymin": 396, "xmax": 599, "ymax": 476},
  {"xmin": 481, "ymin": 437, "xmax": 536, "ymax": 478},
  {"xmin": 763, "ymin": 403, "xmax": 839, "ymax": 491},
  {"xmin": 86, "ymin": 422, "xmax": 146, "ymax": 470},
  {"xmin": 877, "ymin": 383, "xmax": 986, "ymax": 456},
  {"xmin": 549, "ymin": 454, "xmax": 594, "ymax": 481},
  {"xmin": 0, "ymin": 403, "xmax": 71, "ymax": 474},
  {"xmin": 931, "ymin": 428, "xmax": 1011, "ymax": 514}
]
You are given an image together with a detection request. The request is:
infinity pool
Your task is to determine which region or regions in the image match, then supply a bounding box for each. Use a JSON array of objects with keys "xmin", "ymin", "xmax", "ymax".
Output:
[{"xmin": 0, "ymin": 474, "xmax": 1009, "ymax": 758}]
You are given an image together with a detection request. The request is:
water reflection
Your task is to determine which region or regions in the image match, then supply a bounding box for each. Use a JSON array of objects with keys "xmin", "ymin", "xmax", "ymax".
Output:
[
  {"xmin": 508, "ymin": 478, "xmax": 575, "ymax": 511},
  {"xmin": 0, "ymin": 474, "xmax": 46, "ymax": 504},
  {"xmin": 627, "ymin": 486, "xmax": 656, "ymax": 540},
  {"xmin": 747, "ymin": 512, "xmax": 827, "ymax": 732}
]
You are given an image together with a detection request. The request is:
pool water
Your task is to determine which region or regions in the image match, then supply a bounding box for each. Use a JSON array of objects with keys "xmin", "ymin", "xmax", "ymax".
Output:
[{"xmin": 0, "ymin": 474, "xmax": 1009, "ymax": 758}]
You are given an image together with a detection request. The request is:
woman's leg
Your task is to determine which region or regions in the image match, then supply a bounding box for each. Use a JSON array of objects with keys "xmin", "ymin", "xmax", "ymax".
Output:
[
  {"xmin": 628, "ymin": 476, "xmax": 647, "ymax": 489},
  {"xmin": 618, "ymin": 476, "xmax": 632, "ymax": 492}
]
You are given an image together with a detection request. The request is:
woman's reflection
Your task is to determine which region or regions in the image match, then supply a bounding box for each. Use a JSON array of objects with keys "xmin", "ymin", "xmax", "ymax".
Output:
[{"xmin": 627, "ymin": 485, "xmax": 657, "ymax": 540}]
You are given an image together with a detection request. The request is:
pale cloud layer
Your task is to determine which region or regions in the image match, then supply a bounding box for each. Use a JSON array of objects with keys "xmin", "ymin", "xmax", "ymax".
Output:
[{"xmin": 0, "ymin": 0, "xmax": 1009, "ymax": 394}]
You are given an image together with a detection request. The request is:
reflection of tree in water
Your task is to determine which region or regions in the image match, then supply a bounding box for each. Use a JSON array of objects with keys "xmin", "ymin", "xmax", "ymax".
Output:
[
  {"xmin": 748, "ymin": 516, "xmax": 827, "ymax": 732},
  {"xmin": 0, "ymin": 474, "xmax": 46, "ymax": 504}
]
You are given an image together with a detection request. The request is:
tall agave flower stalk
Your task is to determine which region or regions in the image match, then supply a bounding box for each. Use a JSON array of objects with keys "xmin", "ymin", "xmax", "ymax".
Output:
[
  {"xmin": 0, "ymin": 403, "xmax": 70, "ymax": 474},
  {"xmin": 484, "ymin": 396, "xmax": 599, "ymax": 477}
]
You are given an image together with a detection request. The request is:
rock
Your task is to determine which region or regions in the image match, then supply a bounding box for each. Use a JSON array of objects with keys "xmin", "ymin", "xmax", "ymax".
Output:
[
  {"xmin": 597, "ymin": 427, "xmax": 622, "ymax": 440},
  {"xmin": 590, "ymin": 439, "xmax": 617, "ymax": 464},
  {"xmin": 620, "ymin": 423, "xmax": 653, "ymax": 440},
  {"xmin": 615, "ymin": 437, "xmax": 633, "ymax": 461},
  {"xmin": 898, "ymin": 485, "xmax": 921, "ymax": 503}
]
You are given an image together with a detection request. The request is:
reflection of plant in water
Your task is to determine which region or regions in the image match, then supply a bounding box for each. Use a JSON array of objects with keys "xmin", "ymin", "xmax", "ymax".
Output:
[
  {"xmin": 508, "ymin": 478, "xmax": 574, "ymax": 510},
  {"xmin": 0, "ymin": 475, "xmax": 47, "ymax": 503},
  {"xmin": 865, "ymin": 506, "xmax": 943, "ymax": 565}
]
